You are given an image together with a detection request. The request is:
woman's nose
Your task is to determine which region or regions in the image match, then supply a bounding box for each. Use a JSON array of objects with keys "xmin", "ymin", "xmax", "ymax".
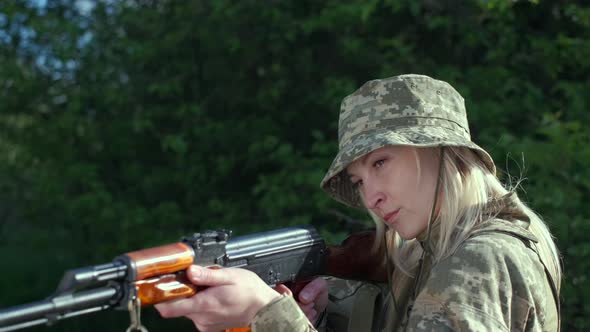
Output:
[{"xmin": 364, "ymin": 186, "xmax": 386, "ymax": 210}]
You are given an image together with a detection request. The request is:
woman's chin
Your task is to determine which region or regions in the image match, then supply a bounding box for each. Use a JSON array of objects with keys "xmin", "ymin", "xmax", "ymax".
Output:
[
  {"xmin": 395, "ymin": 227, "xmax": 424, "ymax": 241},
  {"xmin": 396, "ymin": 230, "xmax": 415, "ymax": 240}
]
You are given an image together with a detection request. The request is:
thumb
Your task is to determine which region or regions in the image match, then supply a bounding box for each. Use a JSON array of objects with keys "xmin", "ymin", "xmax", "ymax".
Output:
[{"xmin": 187, "ymin": 265, "xmax": 233, "ymax": 286}]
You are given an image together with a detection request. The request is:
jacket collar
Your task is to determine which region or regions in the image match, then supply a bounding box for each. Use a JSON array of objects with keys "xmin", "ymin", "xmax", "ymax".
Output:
[
  {"xmin": 476, "ymin": 191, "xmax": 538, "ymax": 243},
  {"xmin": 471, "ymin": 218, "xmax": 538, "ymax": 243}
]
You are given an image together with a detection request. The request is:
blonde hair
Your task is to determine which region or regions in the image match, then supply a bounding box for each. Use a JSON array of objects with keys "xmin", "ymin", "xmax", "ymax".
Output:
[{"xmin": 369, "ymin": 146, "xmax": 562, "ymax": 290}]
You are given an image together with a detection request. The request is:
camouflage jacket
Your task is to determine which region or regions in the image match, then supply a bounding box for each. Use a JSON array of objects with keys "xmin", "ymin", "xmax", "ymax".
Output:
[{"xmin": 251, "ymin": 218, "xmax": 559, "ymax": 331}]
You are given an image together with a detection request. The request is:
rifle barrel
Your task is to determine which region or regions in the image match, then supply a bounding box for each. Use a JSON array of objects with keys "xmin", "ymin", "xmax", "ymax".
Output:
[{"xmin": 0, "ymin": 286, "xmax": 119, "ymax": 332}]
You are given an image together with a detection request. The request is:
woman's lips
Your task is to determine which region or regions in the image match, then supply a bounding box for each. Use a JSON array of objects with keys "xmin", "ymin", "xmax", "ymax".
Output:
[{"xmin": 383, "ymin": 208, "xmax": 400, "ymax": 225}]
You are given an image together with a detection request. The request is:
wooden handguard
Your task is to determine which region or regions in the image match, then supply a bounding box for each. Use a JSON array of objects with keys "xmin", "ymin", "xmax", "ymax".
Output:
[
  {"xmin": 122, "ymin": 242, "xmax": 198, "ymax": 306},
  {"xmin": 124, "ymin": 242, "xmax": 194, "ymax": 280},
  {"xmin": 134, "ymin": 273, "xmax": 200, "ymax": 306}
]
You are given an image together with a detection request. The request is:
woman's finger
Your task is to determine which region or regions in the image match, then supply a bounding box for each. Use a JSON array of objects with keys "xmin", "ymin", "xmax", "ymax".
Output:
[
  {"xmin": 298, "ymin": 301, "xmax": 314, "ymax": 313},
  {"xmin": 273, "ymin": 283, "xmax": 293, "ymax": 296},
  {"xmin": 298, "ymin": 277, "xmax": 328, "ymax": 304},
  {"xmin": 306, "ymin": 309, "xmax": 317, "ymax": 322},
  {"xmin": 155, "ymin": 297, "xmax": 202, "ymax": 318},
  {"xmin": 187, "ymin": 265, "xmax": 234, "ymax": 286}
]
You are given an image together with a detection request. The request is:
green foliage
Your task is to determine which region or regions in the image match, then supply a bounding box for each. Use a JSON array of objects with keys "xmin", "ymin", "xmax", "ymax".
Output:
[{"xmin": 0, "ymin": 0, "xmax": 588, "ymax": 330}]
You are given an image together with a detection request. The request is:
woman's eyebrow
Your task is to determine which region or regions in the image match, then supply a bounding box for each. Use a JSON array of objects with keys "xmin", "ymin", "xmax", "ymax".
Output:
[{"xmin": 347, "ymin": 153, "xmax": 373, "ymax": 177}]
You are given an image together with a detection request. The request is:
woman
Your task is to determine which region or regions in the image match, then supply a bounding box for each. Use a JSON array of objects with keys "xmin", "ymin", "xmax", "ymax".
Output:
[{"xmin": 155, "ymin": 74, "xmax": 561, "ymax": 331}]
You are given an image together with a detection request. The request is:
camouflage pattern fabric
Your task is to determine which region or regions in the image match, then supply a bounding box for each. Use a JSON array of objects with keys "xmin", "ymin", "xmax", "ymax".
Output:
[
  {"xmin": 319, "ymin": 74, "xmax": 495, "ymax": 208},
  {"xmin": 405, "ymin": 219, "xmax": 558, "ymax": 331},
  {"xmin": 251, "ymin": 294, "xmax": 317, "ymax": 332},
  {"xmin": 251, "ymin": 218, "xmax": 559, "ymax": 331}
]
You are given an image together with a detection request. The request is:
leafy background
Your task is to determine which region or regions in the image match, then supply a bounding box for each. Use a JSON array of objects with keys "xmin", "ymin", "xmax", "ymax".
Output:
[{"xmin": 0, "ymin": 0, "xmax": 588, "ymax": 331}]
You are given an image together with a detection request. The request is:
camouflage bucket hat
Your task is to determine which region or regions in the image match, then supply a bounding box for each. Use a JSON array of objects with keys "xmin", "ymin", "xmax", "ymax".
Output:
[{"xmin": 320, "ymin": 74, "xmax": 496, "ymax": 208}]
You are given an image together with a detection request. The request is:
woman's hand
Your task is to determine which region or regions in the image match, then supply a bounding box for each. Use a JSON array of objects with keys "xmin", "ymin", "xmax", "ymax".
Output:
[
  {"xmin": 294, "ymin": 277, "xmax": 329, "ymax": 325},
  {"xmin": 155, "ymin": 265, "xmax": 281, "ymax": 332}
]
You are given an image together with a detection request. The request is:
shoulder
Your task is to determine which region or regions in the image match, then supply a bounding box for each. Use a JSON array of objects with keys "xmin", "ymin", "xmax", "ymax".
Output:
[
  {"xmin": 419, "ymin": 229, "xmax": 537, "ymax": 306},
  {"xmin": 427, "ymin": 223, "xmax": 544, "ymax": 294},
  {"xmin": 408, "ymin": 221, "xmax": 553, "ymax": 331},
  {"xmin": 450, "ymin": 226, "xmax": 537, "ymax": 270}
]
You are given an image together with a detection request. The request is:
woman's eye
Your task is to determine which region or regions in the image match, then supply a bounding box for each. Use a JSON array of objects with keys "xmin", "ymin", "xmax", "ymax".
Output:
[
  {"xmin": 373, "ymin": 159, "xmax": 385, "ymax": 168},
  {"xmin": 353, "ymin": 180, "xmax": 363, "ymax": 188}
]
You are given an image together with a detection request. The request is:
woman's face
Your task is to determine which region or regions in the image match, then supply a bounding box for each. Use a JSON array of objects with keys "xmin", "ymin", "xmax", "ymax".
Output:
[{"xmin": 347, "ymin": 146, "xmax": 440, "ymax": 240}]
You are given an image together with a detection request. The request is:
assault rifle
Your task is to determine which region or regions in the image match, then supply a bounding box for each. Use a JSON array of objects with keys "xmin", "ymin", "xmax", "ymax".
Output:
[{"xmin": 0, "ymin": 226, "xmax": 386, "ymax": 332}]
